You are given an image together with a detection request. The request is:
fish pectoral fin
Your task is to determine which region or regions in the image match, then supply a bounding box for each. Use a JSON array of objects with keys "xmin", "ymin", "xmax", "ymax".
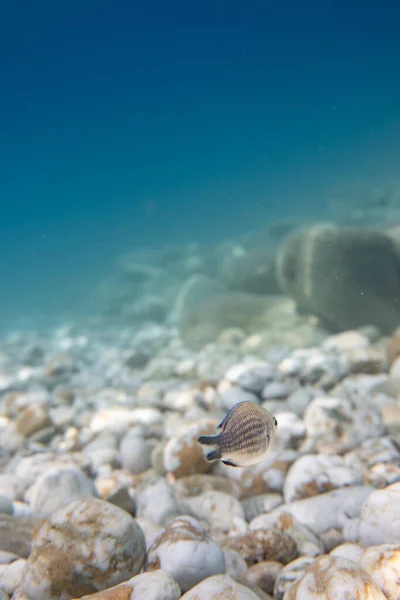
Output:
[
  {"xmin": 205, "ymin": 449, "xmax": 221, "ymax": 462},
  {"xmin": 221, "ymin": 459, "xmax": 239, "ymax": 467}
]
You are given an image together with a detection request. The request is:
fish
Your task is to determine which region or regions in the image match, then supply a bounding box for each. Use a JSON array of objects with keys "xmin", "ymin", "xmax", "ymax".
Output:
[{"xmin": 197, "ymin": 401, "xmax": 278, "ymax": 468}]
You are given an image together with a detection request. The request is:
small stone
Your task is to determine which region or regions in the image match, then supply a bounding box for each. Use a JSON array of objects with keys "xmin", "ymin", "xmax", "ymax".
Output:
[
  {"xmin": 217, "ymin": 449, "xmax": 297, "ymax": 497},
  {"xmin": 224, "ymin": 361, "xmax": 277, "ymax": 394},
  {"xmin": 322, "ymin": 330, "xmax": 370, "ymax": 352},
  {"xmin": 90, "ymin": 407, "xmax": 163, "ymax": 435},
  {"xmin": 223, "ymin": 528, "xmax": 297, "ymax": 566},
  {"xmin": 380, "ymin": 402, "xmax": 400, "ymax": 435},
  {"xmin": 16, "ymin": 404, "xmax": 51, "ymax": 437},
  {"xmin": 71, "ymin": 569, "xmax": 181, "ymax": 600},
  {"xmin": 222, "ymin": 549, "xmax": 247, "ymax": 579},
  {"xmin": 135, "ymin": 478, "xmax": 180, "ymax": 526},
  {"xmin": 163, "ymin": 419, "xmax": 217, "ymax": 479},
  {"xmin": 0, "ymin": 558, "xmax": 26, "ymax": 596},
  {"xmin": 120, "ymin": 432, "xmax": 151, "ymax": 474},
  {"xmin": 359, "ymin": 544, "xmax": 400, "ymax": 600},
  {"xmin": 30, "ymin": 465, "xmax": 97, "ymax": 520},
  {"xmin": 242, "ymin": 560, "xmax": 282, "ymax": 595},
  {"xmin": 0, "ymin": 495, "xmax": 13, "ymax": 515},
  {"xmin": 0, "ymin": 514, "xmax": 33, "ymax": 558},
  {"xmin": 105, "ymin": 487, "xmax": 135, "ymax": 515},
  {"xmin": 183, "ymin": 490, "xmax": 245, "ymax": 532},
  {"xmin": 250, "ymin": 486, "xmax": 372, "ymax": 537},
  {"xmin": 273, "ymin": 556, "xmax": 314, "ymax": 600},
  {"xmin": 147, "ymin": 516, "xmax": 226, "ymax": 592},
  {"xmin": 283, "ymin": 454, "xmax": 362, "ymax": 503},
  {"xmin": 22, "ymin": 498, "xmax": 146, "ymax": 600},
  {"xmin": 180, "ymin": 573, "xmax": 266, "ymax": 600},
  {"xmin": 285, "ymin": 554, "xmax": 386, "ymax": 600},
  {"xmin": 262, "ymin": 381, "xmax": 295, "ymax": 401},
  {"xmin": 216, "ymin": 380, "xmax": 260, "ymax": 411},
  {"xmin": 241, "ymin": 493, "xmax": 283, "ymax": 522},
  {"xmin": 359, "ymin": 482, "xmax": 400, "ymax": 547},
  {"xmin": 330, "ymin": 542, "xmax": 364, "ymax": 563},
  {"xmin": 320, "ymin": 528, "xmax": 344, "ymax": 553}
]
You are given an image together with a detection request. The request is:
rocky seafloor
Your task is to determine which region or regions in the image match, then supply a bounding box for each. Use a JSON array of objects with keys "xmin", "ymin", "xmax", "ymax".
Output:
[{"xmin": 1, "ymin": 317, "xmax": 400, "ymax": 599}]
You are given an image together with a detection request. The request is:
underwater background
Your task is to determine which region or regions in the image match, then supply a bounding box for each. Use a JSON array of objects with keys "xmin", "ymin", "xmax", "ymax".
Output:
[{"xmin": 1, "ymin": 0, "xmax": 400, "ymax": 335}]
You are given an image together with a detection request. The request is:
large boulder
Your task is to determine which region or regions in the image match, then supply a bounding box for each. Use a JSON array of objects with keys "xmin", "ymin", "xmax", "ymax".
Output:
[{"xmin": 276, "ymin": 224, "xmax": 400, "ymax": 333}]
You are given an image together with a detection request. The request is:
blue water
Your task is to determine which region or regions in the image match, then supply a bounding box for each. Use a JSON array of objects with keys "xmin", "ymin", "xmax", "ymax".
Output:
[{"xmin": 1, "ymin": 0, "xmax": 400, "ymax": 329}]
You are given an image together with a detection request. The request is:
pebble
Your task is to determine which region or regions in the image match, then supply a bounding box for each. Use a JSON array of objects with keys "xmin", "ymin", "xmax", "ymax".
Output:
[
  {"xmin": 119, "ymin": 430, "xmax": 151, "ymax": 474},
  {"xmin": 29, "ymin": 465, "xmax": 98, "ymax": 519},
  {"xmin": 283, "ymin": 454, "xmax": 362, "ymax": 502},
  {"xmin": 163, "ymin": 419, "xmax": 217, "ymax": 479},
  {"xmin": 135, "ymin": 477, "xmax": 180, "ymax": 526},
  {"xmin": 359, "ymin": 544, "xmax": 400, "ymax": 600},
  {"xmin": 183, "ymin": 490, "xmax": 245, "ymax": 532},
  {"xmin": 223, "ymin": 528, "xmax": 298, "ymax": 566},
  {"xmin": 224, "ymin": 360, "xmax": 278, "ymax": 394},
  {"xmin": 250, "ymin": 486, "xmax": 373, "ymax": 536},
  {"xmin": 285, "ymin": 554, "xmax": 386, "ymax": 599},
  {"xmin": 70, "ymin": 569, "xmax": 181, "ymax": 600},
  {"xmin": 21, "ymin": 498, "xmax": 146, "ymax": 600},
  {"xmin": 242, "ymin": 560, "xmax": 282, "ymax": 596},
  {"xmin": 0, "ymin": 495, "xmax": 13, "ymax": 515},
  {"xmin": 0, "ymin": 514, "xmax": 33, "ymax": 558},
  {"xmin": 358, "ymin": 481, "xmax": 400, "ymax": 547},
  {"xmin": 0, "ymin": 558, "xmax": 26, "ymax": 595},
  {"xmin": 147, "ymin": 516, "xmax": 226, "ymax": 592},
  {"xmin": 180, "ymin": 573, "xmax": 268, "ymax": 600},
  {"xmin": 215, "ymin": 380, "xmax": 260, "ymax": 411}
]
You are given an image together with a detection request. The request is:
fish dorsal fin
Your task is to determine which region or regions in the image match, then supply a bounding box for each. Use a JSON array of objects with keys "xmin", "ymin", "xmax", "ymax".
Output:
[{"xmin": 216, "ymin": 405, "xmax": 236, "ymax": 431}]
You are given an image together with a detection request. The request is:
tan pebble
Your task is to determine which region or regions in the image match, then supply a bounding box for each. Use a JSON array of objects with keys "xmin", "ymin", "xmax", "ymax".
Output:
[
  {"xmin": 16, "ymin": 404, "xmax": 51, "ymax": 436},
  {"xmin": 163, "ymin": 419, "xmax": 217, "ymax": 479},
  {"xmin": 223, "ymin": 529, "xmax": 297, "ymax": 566},
  {"xmin": 380, "ymin": 403, "xmax": 400, "ymax": 434},
  {"xmin": 242, "ymin": 560, "xmax": 283, "ymax": 595},
  {"xmin": 359, "ymin": 544, "xmax": 400, "ymax": 600},
  {"xmin": 285, "ymin": 554, "xmax": 386, "ymax": 600}
]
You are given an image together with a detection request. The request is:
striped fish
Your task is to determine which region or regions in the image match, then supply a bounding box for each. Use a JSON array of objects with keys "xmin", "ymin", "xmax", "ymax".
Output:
[{"xmin": 198, "ymin": 401, "xmax": 278, "ymax": 467}]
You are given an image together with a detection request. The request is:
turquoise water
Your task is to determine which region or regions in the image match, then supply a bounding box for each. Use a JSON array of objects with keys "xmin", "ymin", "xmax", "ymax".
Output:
[{"xmin": 1, "ymin": 0, "xmax": 400, "ymax": 331}]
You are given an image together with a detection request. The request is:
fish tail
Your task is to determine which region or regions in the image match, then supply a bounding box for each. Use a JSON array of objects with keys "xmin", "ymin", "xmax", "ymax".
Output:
[
  {"xmin": 205, "ymin": 448, "xmax": 221, "ymax": 462},
  {"xmin": 197, "ymin": 435, "xmax": 219, "ymax": 446}
]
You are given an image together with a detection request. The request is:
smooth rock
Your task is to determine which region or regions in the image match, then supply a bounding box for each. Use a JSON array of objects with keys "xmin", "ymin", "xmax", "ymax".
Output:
[
  {"xmin": 285, "ymin": 554, "xmax": 386, "ymax": 599},
  {"xmin": 0, "ymin": 496, "xmax": 13, "ymax": 515},
  {"xmin": 180, "ymin": 574, "xmax": 267, "ymax": 600},
  {"xmin": 71, "ymin": 569, "xmax": 181, "ymax": 600},
  {"xmin": 119, "ymin": 432, "xmax": 151, "ymax": 474},
  {"xmin": 250, "ymin": 486, "xmax": 373, "ymax": 536},
  {"xmin": 163, "ymin": 419, "xmax": 217, "ymax": 479},
  {"xmin": 29, "ymin": 465, "xmax": 97, "ymax": 520},
  {"xmin": 147, "ymin": 516, "xmax": 226, "ymax": 592},
  {"xmin": 273, "ymin": 556, "xmax": 314, "ymax": 600},
  {"xmin": 22, "ymin": 498, "xmax": 146, "ymax": 600},
  {"xmin": 359, "ymin": 482, "xmax": 400, "ymax": 547},
  {"xmin": 224, "ymin": 361, "xmax": 277, "ymax": 394},
  {"xmin": 283, "ymin": 454, "xmax": 362, "ymax": 503},
  {"xmin": 136, "ymin": 478, "xmax": 181, "ymax": 526},
  {"xmin": 184, "ymin": 490, "xmax": 244, "ymax": 532},
  {"xmin": 0, "ymin": 515, "xmax": 33, "ymax": 558},
  {"xmin": 359, "ymin": 544, "xmax": 400, "ymax": 600},
  {"xmin": 242, "ymin": 561, "xmax": 282, "ymax": 596},
  {"xmin": 223, "ymin": 528, "xmax": 297, "ymax": 566},
  {"xmin": 0, "ymin": 558, "xmax": 26, "ymax": 595}
]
